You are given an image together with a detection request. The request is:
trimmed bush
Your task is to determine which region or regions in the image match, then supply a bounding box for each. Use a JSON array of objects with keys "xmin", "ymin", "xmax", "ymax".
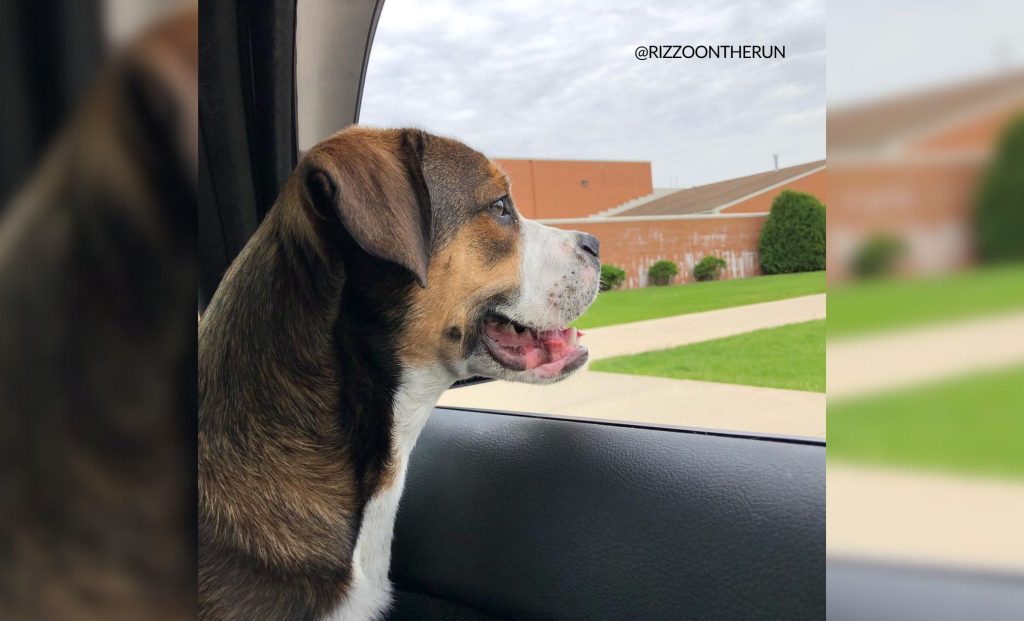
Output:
[
  {"xmin": 693, "ymin": 256, "xmax": 727, "ymax": 282},
  {"xmin": 648, "ymin": 260, "xmax": 678, "ymax": 286},
  {"xmin": 976, "ymin": 114, "xmax": 1024, "ymax": 263},
  {"xmin": 758, "ymin": 190, "xmax": 826, "ymax": 274},
  {"xmin": 852, "ymin": 234, "xmax": 906, "ymax": 278},
  {"xmin": 600, "ymin": 264, "xmax": 627, "ymax": 291}
]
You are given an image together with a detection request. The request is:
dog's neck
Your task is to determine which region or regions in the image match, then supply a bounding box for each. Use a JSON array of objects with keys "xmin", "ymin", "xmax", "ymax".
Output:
[
  {"xmin": 328, "ymin": 363, "xmax": 451, "ymax": 620},
  {"xmin": 323, "ymin": 240, "xmax": 456, "ymax": 620}
]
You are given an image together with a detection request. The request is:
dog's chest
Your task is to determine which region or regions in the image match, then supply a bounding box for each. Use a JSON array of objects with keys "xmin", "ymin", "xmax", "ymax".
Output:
[{"xmin": 326, "ymin": 366, "xmax": 450, "ymax": 621}]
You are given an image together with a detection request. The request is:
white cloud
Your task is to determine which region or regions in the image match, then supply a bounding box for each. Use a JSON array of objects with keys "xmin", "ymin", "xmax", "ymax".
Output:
[
  {"xmin": 828, "ymin": 0, "xmax": 1024, "ymax": 105},
  {"xmin": 360, "ymin": 0, "xmax": 825, "ymax": 187}
]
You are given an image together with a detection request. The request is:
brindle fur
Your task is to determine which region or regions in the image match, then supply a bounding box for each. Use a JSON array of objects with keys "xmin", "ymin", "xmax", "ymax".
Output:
[
  {"xmin": 199, "ymin": 127, "xmax": 519, "ymax": 620},
  {"xmin": 0, "ymin": 9, "xmax": 197, "ymax": 621}
]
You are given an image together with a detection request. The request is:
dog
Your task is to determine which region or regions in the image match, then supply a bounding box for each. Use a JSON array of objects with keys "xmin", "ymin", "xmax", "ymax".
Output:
[{"xmin": 198, "ymin": 127, "xmax": 601, "ymax": 620}]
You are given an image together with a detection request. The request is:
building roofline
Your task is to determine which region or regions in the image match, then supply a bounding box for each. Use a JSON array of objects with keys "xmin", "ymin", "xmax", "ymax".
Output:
[
  {"xmin": 539, "ymin": 212, "xmax": 768, "ymax": 225},
  {"xmin": 609, "ymin": 160, "xmax": 826, "ymax": 218},
  {"xmin": 492, "ymin": 156, "xmax": 652, "ymax": 165},
  {"xmin": 826, "ymin": 151, "xmax": 992, "ymax": 166},
  {"xmin": 828, "ymin": 69, "xmax": 1024, "ymax": 156},
  {"xmin": 708, "ymin": 164, "xmax": 826, "ymax": 213}
]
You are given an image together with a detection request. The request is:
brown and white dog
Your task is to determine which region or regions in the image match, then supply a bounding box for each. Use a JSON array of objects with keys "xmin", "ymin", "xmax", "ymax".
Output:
[{"xmin": 198, "ymin": 127, "xmax": 600, "ymax": 620}]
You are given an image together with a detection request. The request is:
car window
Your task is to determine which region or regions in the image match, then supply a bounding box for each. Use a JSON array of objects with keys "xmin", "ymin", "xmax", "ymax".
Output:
[{"xmin": 299, "ymin": 0, "xmax": 827, "ymax": 440}]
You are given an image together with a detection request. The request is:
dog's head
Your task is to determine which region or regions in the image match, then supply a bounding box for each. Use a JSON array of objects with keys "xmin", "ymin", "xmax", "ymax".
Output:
[{"xmin": 298, "ymin": 127, "xmax": 600, "ymax": 384}]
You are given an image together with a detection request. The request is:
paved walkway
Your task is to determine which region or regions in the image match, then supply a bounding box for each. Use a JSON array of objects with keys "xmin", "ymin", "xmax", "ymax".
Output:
[
  {"xmin": 829, "ymin": 463, "xmax": 1024, "ymax": 572},
  {"xmin": 828, "ymin": 310, "xmax": 1024, "ymax": 399},
  {"xmin": 582, "ymin": 293, "xmax": 825, "ymax": 361},
  {"xmin": 827, "ymin": 312, "xmax": 1024, "ymax": 571},
  {"xmin": 440, "ymin": 294, "xmax": 827, "ymax": 437},
  {"xmin": 439, "ymin": 370, "xmax": 826, "ymax": 437}
]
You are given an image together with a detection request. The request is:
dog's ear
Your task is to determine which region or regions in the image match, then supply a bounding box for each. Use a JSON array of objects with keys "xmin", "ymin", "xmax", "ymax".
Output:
[{"xmin": 303, "ymin": 129, "xmax": 433, "ymax": 287}]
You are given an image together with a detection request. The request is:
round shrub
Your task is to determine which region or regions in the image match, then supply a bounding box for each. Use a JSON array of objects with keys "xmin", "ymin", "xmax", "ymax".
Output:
[
  {"xmin": 693, "ymin": 255, "xmax": 727, "ymax": 282},
  {"xmin": 599, "ymin": 264, "xmax": 626, "ymax": 291},
  {"xmin": 851, "ymin": 234, "xmax": 906, "ymax": 278},
  {"xmin": 758, "ymin": 190, "xmax": 826, "ymax": 275},
  {"xmin": 647, "ymin": 260, "xmax": 678, "ymax": 286},
  {"xmin": 976, "ymin": 114, "xmax": 1024, "ymax": 263}
]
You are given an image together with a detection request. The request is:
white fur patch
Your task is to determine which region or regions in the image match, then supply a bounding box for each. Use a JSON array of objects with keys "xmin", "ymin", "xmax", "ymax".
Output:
[
  {"xmin": 325, "ymin": 365, "xmax": 452, "ymax": 621},
  {"xmin": 494, "ymin": 219, "xmax": 598, "ymax": 330}
]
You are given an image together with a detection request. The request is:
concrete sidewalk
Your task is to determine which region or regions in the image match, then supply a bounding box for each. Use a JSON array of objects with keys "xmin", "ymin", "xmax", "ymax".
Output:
[
  {"xmin": 827, "ymin": 311, "xmax": 1024, "ymax": 572},
  {"xmin": 829, "ymin": 463, "xmax": 1024, "ymax": 572},
  {"xmin": 828, "ymin": 310, "xmax": 1024, "ymax": 399},
  {"xmin": 583, "ymin": 293, "xmax": 825, "ymax": 361},
  {"xmin": 439, "ymin": 370, "xmax": 825, "ymax": 437}
]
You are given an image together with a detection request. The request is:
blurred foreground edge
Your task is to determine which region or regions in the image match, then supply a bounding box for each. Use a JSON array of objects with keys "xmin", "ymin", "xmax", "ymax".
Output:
[
  {"xmin": 827, "ymin": 24, "xmax": 1024, "ymax": 621},
  {"xmin": 0, "ymin": 4, "xmax": 197, "ymax": 621}
]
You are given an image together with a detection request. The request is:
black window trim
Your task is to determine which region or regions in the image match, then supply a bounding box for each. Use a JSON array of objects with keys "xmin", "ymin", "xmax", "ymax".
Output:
[{"xmin": 198, "ymin": 0, "xmax": 385, "ymax": 310}]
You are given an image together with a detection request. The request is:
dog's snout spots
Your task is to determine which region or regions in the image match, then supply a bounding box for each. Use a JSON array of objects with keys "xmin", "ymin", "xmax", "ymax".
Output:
[
  {"xmin": 444, "ymin": 326, "xmax": 462, "ymax": 342},
  {"xmin": 577, "ymin": 233, "xmax": 599, "ymax": 259}
]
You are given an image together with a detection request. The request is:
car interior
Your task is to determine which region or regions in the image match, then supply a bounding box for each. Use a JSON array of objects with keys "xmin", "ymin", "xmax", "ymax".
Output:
[
  {"xmin": 198, "ymin": 2, "xmax": 830, "ymax": 619},
  {"xmin": 202, "ymin": 2, "xmax": 1024, "ymax": 620},
  {"xmin": 195, "ymin": 2, "xmax": 827, "ymax": 618},
  {"xmin": 197, "ymin": 2, "xmax": 827, "ymax": 619}
]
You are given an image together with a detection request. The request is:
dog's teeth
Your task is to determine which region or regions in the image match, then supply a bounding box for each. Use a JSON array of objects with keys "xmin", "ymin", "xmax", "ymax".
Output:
[
  {"xmin": 567, "ymin": 329, "xmax": 577, "ymax": 346},
  {"xmin": 500, "ymin": 323, "xmax": 516, "ymax": 335}
]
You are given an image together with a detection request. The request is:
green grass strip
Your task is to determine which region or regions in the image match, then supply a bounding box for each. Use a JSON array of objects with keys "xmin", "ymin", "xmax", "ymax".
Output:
[
  {"xmin": 576, "ymin": 271, "xmax": 825, "ymax": 329},
  {"xmin": 590, "ymin": 320, "xmax": 825, "ymax": 392}
]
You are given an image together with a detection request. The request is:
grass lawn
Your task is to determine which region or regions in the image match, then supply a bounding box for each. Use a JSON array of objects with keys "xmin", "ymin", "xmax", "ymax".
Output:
[
  {"xmin": 575, "ymin": 271, "xmax": 825, "ymax": 329},
  {"xmin": 590, "ymin": 320, "xmax": 825, "ymax": 392},
  {"xmin": 828, "ymin": 365, "xmax": 1024, "ymax": 479},
  {"xmin": 828, "ymin": 262, "xmax": 1024, "ymax": 337}
]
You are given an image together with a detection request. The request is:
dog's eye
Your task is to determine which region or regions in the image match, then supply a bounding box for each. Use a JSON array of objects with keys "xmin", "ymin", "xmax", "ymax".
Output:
[{"xmin": 490, "ymin": 197, "xmax": 512, "ymax": 222}]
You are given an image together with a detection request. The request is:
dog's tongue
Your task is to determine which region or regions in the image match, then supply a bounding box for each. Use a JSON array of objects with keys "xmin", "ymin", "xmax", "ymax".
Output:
[
  {"xmin": 484, "ymin": 323, "xmax": 582, "ymax": 370},
  {"xmin": 536, "ymin": 328, "xmax": 578, "ymax": 363}
]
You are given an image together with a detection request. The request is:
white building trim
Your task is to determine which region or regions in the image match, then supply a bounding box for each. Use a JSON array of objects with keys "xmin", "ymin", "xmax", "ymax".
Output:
[{"xmin": 537, "ymin": 212, "xmax": 769, "ymax": 225}]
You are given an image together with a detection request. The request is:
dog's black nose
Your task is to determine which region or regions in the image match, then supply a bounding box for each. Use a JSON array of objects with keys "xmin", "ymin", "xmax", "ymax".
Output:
[{"xmin": 578, "ymin": 233, "xmax": 600, "ymax": 259}]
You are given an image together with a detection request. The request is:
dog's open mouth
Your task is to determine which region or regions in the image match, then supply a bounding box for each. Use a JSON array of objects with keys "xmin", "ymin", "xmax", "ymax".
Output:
[{"xmin": 482, "ymin": 313, "xmax": 587, "ymax": 377}]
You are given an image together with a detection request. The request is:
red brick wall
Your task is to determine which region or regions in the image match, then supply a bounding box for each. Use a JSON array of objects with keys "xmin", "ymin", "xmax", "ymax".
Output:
[
  {"xmin": 495, "ymin": 159, "xmax": 537, "ymax": 216},
  {"xmin": 721, "ymin": 168, "xmax": 827, "ymax": 213},
  {"xmin": 495, "ymin": 159, "xmax": 652, "ymax": 219},
  {"xmin": 547, "ymin": 215, "xmax": 768, "ymax": 289},
  {"xmin": 827, "ymin": 160, "xmax": 984, "ymax": 282},
  {"xmin": 825, "ymin": 103, "xmax": 1023, "ymax": 282}
]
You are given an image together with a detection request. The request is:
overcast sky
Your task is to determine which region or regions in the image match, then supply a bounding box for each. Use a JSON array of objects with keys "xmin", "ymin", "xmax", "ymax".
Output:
[
  {"xmin": 360, "ymin": 0, "xmax": 825, "ymax": 188},
  {"xmin": 828, "ymin": 0, "xmax": 1024, "ymax": 106}
]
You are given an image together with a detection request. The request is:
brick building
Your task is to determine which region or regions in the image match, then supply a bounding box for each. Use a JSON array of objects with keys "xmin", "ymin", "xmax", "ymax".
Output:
[
  {"xmin": 495, "ymin": 158, "xmax": 652, "ymax": 219},
  {"xmin": 828, "ymin": 69, "xmax": 1024, "ymax": 281},
  {"xmin": 495, "ymin": 152, "xmax": 830, "ymax": 289},
  {"xmin": 534, "ymin": 161, "xmax": 827, "ymax": 288},
  {"xmin": 547, "ymin": 213, "xmax": 768, "ymax": 289}
]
